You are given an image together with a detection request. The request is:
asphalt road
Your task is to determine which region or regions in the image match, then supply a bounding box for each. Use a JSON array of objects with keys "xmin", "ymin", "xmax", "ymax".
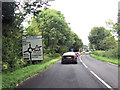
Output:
[
  {"xmin": 17, "ymin": 54, "xmax": 118, "ymax": 89},
  {"xmin": 81, "ymin": 54, "xmax": 118, "ymax": 88}
]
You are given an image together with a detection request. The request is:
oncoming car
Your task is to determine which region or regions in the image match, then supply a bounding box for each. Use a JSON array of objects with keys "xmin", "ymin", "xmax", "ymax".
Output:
[{"xmin": 61, "ymin": 52, "xmax": 77, "ymax": 64}]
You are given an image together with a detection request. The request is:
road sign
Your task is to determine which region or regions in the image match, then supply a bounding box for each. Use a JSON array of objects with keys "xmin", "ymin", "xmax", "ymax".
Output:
[{"xmin": 22, "ymin": 35, "xmax": 43, "ymax": 61}]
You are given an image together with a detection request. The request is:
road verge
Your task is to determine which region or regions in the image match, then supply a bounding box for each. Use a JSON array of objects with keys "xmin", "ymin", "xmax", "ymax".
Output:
[
  {"xmin": 90, "ymin": 54, "xmax": 119, "ymax": 66},
  {"xmin": 2, "ymin": 56, "xmax": 61, "ymax": 89}
]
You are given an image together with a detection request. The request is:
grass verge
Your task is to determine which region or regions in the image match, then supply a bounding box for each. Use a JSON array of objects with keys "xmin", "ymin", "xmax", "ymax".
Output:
[
  {"xmin": 91, "ymin": 54, "xmax": 119, "ymax": 65},
  {"xmin": 2, "ymin": 56, "xmax": 61, "ymax": 89}
]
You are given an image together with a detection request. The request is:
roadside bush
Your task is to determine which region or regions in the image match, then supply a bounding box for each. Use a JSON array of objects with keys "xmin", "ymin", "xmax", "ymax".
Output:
[
  {"xmin": 92, "ymin": 47, "xmax": 118, "ymax": 59},
  {"xmin": 92, "ymin": 50, "xmax": 105, "ymax": 56},
  {"xmin": 53, "ymin": 53, "xmax": 61, "ymax": 58},
  {"xmin": 2, "ymin": 59, "xmax": 27, "ymax": 73},
  {"xmin": 104, "ymin": 47, "xmax": 118, "ymax": 59}
]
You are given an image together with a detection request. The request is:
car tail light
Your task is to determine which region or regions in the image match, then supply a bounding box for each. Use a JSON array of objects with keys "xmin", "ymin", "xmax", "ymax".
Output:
[
  {"xmin": 75, "ymin": 53, "xmax": 78, "ymax": 55},
  {"xmin": 62, "ymin": 56, "xmax": 64, "ymax": 58},
  {"xmin": 73, "ymin": 55, "xmax": 77, "ymax": 58}
]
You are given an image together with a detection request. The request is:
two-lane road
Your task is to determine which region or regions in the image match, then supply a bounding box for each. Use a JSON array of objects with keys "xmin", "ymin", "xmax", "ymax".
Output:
[
  {"xmin": 81, "ymin": 54, "xmax": 118, "ymax": 88},
  {"xmin": 17, "ymin": 55, "xmax": 118, "ymax": 89}
]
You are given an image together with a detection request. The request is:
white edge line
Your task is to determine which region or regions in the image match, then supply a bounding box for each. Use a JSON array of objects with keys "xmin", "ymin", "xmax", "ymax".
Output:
[
  {"xmin": 90, "ymin": 71, "xmax": 113, "ymax": 89},
  {"xmin": 80, "ymin": 56, "xmax": 88, "ymax": 68},
  {"xmin": 80, "ymin": 56, "xmax": 82, "ymax": 62},
  {"xmin": 82, "ymin": 62, "xmax": 88, "ymax": 68}
]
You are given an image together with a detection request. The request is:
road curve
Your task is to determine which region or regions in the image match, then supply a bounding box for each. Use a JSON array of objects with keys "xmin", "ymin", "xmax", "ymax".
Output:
[
  {"xmin": 81, "ymin": 54, "xmax": 118, "ymax": 88},
  {"xmin": 17, "ymin": 56, "xmax": 108, "ymax": 88}
]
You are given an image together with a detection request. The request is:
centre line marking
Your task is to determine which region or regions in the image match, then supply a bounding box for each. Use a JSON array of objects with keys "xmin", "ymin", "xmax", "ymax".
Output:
[{"xmin": 90, "ymin": 71, "xmax": 113, "ymax": 90}]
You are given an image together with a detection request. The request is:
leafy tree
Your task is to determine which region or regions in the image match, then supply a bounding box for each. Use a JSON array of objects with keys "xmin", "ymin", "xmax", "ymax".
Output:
[
  {"xmin": 2, "ymin": 0, "xmax": 55, "ymax": 71},
  {"xmin": 82, "ymin": 45, "xmax": 88, "ymax": 51},
  {"xmin": 71, "ymin": 32, "xmax": 83, "ymax": 52},
  {"xmin": 88, "ymin": 27, "xmax": 111, "ymax": 50},
  {"xmin": 25, "ymin": 9, "xmax": 83, "ymax": 55},
  {"xmin": 105, "ymin": 19, "xmax": 118, "ymax": 38},
  {"xmin": 88, "ymin": 43, "xmax": 95, "ymax": 50},
  {"xmin": 2, "ymin": 2, "xmax": 24, "ymax": 70},
  {"xmin": 2, "ymin": 2, "xmax": 15, "ymax": 25},
  {"xmin": 100, "ymin": 36, "xmax": 117, "ymax": 50},
  {"xmin": 16, "ymin": 0, "xmax": 54, "ymax": 17}
]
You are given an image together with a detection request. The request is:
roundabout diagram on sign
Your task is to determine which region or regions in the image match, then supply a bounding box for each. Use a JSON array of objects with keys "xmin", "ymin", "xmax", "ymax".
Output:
[
  {"xmin": 22, "ymin": 35, "xmax": 43, "ymax": 61},
  {"xmin": 24, "ymin": 44, "xmax": 42, "ymax": 60}
]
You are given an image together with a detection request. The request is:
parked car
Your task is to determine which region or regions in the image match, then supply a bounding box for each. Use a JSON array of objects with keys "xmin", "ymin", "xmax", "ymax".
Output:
[{"xmin": 61, "ymin": 52, "xmax": 77, "ymax": 64}]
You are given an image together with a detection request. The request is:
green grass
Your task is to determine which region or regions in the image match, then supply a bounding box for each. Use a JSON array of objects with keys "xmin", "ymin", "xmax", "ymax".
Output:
[
  {"xmin": 91, "ymin": 54, "xmax": 119, "ymax": 65},
  {"xmin": 2, "ymin": 56, "xmax": 61, "ymax": 89}
]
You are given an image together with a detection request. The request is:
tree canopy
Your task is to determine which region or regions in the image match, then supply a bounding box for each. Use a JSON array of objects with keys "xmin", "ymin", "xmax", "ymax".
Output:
[
  {"xmin": 2, "ymin": 0, "xmax": 55, "ymax": 71},
  {"xmin": 25, "ymin": 9, "xmax": 83, "ymax": 54},
  {"xmin": 88, "ymin": 26, "xmax": 117, "ymax": 50}
]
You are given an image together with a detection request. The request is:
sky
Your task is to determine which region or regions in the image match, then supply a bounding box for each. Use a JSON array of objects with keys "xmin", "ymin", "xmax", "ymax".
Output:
[{"xmin": 49, "ymin": 0, "xmax": 120, "ymax": 45}]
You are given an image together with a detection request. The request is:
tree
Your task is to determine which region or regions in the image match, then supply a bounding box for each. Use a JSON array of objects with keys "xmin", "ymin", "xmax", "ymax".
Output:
[
  {"xmin": 88, "ymin": 43, "xmax": 95, "ymax": 50},
  {"xmin": 25, "ymin": 9, "xmax": 83, "ymax": 54},
  {"xmin": 2, "ymin": 2, "xmax": 15, "ymax": 25},
  {"xmin": 100, "ymin": 36, "xmax": 117, "ymax": 50},
  {"xmin": 88, "ymin": 27, "xmax": 111, "ymax": 50},
  {"xmin": 71, "ymin": 32, "xmax": 83, "ymax": 52},
  {"xmin": 82, "ymin": 45, "xmax": 88, "ymax": 51},
  {"xmin": 105, "ymin": 19, "xmax": 118, "ymax": 38},
  {"xmin": 2, "ymin": 0, "xmax": 55, "ymax": 71}
]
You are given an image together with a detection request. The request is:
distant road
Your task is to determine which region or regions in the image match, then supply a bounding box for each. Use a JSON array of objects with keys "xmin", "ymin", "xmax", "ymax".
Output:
[{"xmin": 17, "ymin": 54, "xmax": 118, "ymax": 89}]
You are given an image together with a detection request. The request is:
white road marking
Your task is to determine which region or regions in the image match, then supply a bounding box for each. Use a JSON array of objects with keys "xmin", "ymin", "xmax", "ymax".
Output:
[
  {"xmin": 90, "ymin": 71, "xmax": 113, "ymax": 90},
  {"xmin": 80, "ymin": 55, "xmax": 114, "ymax": 89},
  {"xmin": 82, "ymin": 62, "xmax": 88, "ymax": 68},
  {"xmin": 79, "ymin": 56, "xmax": 82, "ymax": 62}
]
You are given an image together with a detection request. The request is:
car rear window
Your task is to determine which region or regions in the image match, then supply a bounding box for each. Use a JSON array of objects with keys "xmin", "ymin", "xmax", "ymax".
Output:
[{"xmin": 63, "ymin": 52, "xmax": 75, "ymax": 56}]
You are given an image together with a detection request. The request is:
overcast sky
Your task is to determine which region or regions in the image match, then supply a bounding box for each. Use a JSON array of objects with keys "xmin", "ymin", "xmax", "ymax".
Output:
[{"xmin": 49, "ymin": 0, "xmax": 119, "ymax": 45}]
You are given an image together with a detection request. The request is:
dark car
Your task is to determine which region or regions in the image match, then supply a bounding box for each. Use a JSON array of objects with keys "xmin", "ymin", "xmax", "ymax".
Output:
[{"xmin": 61, "ymin": 52, "xmax": 78, "ymax": 64}]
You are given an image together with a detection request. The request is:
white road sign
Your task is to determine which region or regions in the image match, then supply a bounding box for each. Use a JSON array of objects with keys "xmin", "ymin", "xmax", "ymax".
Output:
[{"xmin": 22, "ymin": 35, "xmax": 43, "ymax": 61}]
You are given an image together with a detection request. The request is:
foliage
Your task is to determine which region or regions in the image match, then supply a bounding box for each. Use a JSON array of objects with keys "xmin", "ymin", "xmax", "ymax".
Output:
[
  {"xmin": 92, "ymin": 47, "xmax": 118, "ymax": 59},
  {"xmin": 92, "ymin": 50, "xmax": 106, "ymax": 57},
  {"xmin": 2, "ymin": 0, "xmax": 55, "ymax": 72},
  {"xmin": 88, "ymin": 26, "xmax": 116, "ymax": 50},
  {"xmin": 91, "ymin": 54, "xmax": 119, "ymax": 65},
  {"xmin": 2, "ymin": 2, "xmax": 15, "ymax": 25},
  {"xmin": 25, "ymin": 9, "xmax": 83, "ymax": 54},
  {"xmin": 105, "ymin": 19, "xmax": 118, "ymax": 38},
  {"xmin": 2, "ymin": 56, "xmax": 61, "ymax": 88},
  {"xmin": 88, "ymin": 43, "xmax": 95, "ymax": 50},
  {"xmin": 19, "ymin": 0, "xmax": 54, "ymax": 16},
  {"xmin": 71, "ymin": 32, "xmax": 83, "ymax": 52},
  {"xmin": 100, "ymin": 36, "xmax": 117, "ymax": 50},
  {"xmin": 2, "ymin": 2, "xmax": 24, "ymax": 71},
  {"xmin": 82, "ymin": 45, "xmax": 89, "ymax": 51}
]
